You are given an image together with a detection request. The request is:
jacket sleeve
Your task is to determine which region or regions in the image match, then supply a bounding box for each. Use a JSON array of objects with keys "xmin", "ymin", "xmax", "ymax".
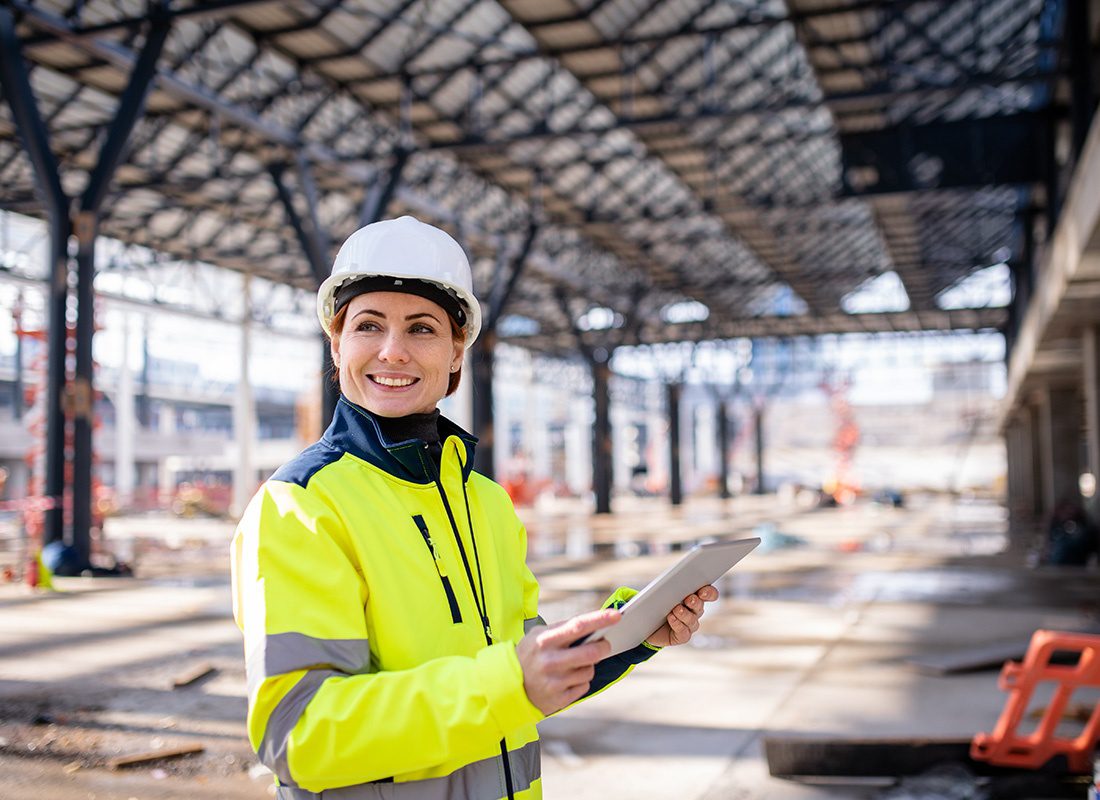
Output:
[
  {"xmin": 579, "ymin": 587, "xmax": 659, "ymax": 701},
  {"xmin": 231, "ymin": 480, "xmax": 544, "ymax": 792}
]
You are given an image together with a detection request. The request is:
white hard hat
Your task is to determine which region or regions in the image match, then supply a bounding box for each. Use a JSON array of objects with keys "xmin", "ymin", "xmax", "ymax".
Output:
[{"xmin": 317, "ymin": 215, "xmax": 482, "ymax": 346}]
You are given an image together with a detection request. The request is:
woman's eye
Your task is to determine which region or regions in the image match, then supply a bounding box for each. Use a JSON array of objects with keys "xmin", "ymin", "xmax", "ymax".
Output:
[
  {"xmin": 356, "ymin": 321, "xmax": 380, "ymax": 332},
  {"xmin": 410, "ymin": 323, "xmax": 435, "ymax": 334}
]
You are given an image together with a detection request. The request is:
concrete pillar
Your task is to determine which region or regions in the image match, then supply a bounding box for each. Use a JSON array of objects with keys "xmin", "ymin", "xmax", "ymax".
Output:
[
  {"xmin": 1004, "ymin": 408, "xmax": 1041, "ymax": 550},
  {"xmin": 1083, "ymin": 325, "xmax": 1100, "ymax": 520},
  {"xmin": 1036, "ymin": 385, "xmax": 1081, "ymax": 518},
  {"xmin": 114, "ymin": 312, "xmax": 136, "ymax": 508},
  {"xmin": 232, "ymin": 274, "xmax": 256, "ymax": 518}
]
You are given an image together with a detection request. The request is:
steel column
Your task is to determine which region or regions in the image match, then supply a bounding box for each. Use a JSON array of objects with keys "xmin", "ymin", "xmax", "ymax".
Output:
[
  {"xmin": 139, "ymin": 319, "xmax": 151, "ymax": 428},
  {"xmin": 359, "ymin": 149, "xmax": 409, "ymax": 226},
  {"xmin": 0, "ymin": 6, "xmax": 71, "ymax": 548},
  {"xmin": 591, "ymin": 357, "xmax": 613, "ymax": 515},
  {"xmin": 717, "ymin": 399, "xmax": 731, "ymax": 500},
  {"xmin": 71, "ymin": 8, "xmax": 170, "ymax": 565},
  {"xmin": 270, "ymin": 162, "xmax": 338, "ymax": 427},
  {"xmin": 753, "ymin": 404, "xmax": 766, "ymax": 494},
  {"xmin": 473, "ymin": 224, "xmax": 538, "ymax": 478},
  {"xmin": 12, "ymin": 295, "xmax": 24, "ymax": 421},
  {"xmin": 667, "ymin": 382, "xmax": 683, "ymax": 506}
]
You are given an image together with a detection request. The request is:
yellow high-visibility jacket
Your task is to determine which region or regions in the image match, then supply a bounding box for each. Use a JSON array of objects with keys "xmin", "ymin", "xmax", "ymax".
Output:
[{"xmin": 231, "ymin": 397, "xmax": 656, "ymax": 800}]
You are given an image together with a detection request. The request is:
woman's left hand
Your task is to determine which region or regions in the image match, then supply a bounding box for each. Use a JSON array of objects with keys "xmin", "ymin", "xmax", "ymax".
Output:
[{"xmin": 644, "ymin": 585, "xmax": 719, "ymax": 648}]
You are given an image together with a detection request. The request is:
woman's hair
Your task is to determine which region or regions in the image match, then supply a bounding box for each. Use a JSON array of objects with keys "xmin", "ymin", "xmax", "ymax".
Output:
[{"xmin": 328, "ymin": 302, "xmax": 465, "ymax": 397}]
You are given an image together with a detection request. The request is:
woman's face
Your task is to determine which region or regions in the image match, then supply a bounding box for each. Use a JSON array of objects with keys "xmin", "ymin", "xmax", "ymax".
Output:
[{"xmin": 331, "ymin": 291, "xmax": 464, "ymax": 417}]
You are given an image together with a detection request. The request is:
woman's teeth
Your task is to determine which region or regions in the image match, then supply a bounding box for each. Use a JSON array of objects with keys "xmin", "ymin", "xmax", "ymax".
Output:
[{"xmin": 372, "ymin": 376, "xmax": 415, "ymax": 387}]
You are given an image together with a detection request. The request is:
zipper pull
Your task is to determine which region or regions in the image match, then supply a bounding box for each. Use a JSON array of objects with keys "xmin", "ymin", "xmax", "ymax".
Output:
[
  {"xmin": 427, "ymin": 535, "xmax": 448, "ymax": 577},
  {"xmin": 482, "ymin": 616, "xmax": 493, "ymax": 643}
]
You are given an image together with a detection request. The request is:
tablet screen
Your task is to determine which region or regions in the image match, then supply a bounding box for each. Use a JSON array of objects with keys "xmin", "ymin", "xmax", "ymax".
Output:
[{"xmin": 584, "ymin": 537, "xmax": 760, "ymax": 657}]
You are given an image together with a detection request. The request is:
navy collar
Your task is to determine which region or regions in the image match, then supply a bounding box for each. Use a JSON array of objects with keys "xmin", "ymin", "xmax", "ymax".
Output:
[{"xmin": 322, "ymin": 396, "xmax": 479, "ymax": 484}]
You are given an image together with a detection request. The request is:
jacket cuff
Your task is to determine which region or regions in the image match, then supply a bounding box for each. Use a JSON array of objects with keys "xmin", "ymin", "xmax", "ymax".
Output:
[{"xmin": 475, "ymin": 642, "xmax": 545, "ymax": 735}]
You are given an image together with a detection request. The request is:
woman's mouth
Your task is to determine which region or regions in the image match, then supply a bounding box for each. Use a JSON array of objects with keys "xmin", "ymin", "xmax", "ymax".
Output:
[{"xmin": 369, "ymin": 375, "xmax": 418, "ymax": 388}]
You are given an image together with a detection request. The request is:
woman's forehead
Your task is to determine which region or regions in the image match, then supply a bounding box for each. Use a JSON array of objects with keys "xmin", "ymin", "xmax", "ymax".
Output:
[{"xmin": 347, "ymin": 290, "xmax": 447, "ymax": 317}]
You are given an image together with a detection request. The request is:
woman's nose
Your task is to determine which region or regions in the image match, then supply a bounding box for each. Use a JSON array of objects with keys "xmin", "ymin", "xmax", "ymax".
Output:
[{"xmin": 378, "ymin": 332, "xmax": 410, "ymax": 363}]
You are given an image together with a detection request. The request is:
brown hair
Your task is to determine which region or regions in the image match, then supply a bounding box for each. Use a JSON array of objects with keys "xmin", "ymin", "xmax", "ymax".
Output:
[{"xmin": 328, "ymin": 303, "xmax": 465, "ymax": 397}]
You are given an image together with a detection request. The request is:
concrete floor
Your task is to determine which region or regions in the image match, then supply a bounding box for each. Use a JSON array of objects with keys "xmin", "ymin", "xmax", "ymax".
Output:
[{"xmin": 0, "ymin": 492, "xmax": 1095, "ymax": 799}]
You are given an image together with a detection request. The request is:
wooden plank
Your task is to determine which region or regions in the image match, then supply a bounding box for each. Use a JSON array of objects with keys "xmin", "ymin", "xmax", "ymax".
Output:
[
  {"xmin": 107, "ymin": 743, "xmax": 205, "ymax": 769},
  {"xmin": 171, "ymin": 662, "xmax": 215, "ymax": 688}
]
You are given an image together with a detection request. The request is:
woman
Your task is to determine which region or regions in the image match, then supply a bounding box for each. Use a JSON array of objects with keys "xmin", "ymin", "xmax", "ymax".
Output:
[{"xmin": 231, "ymin": 215, "xmax": 718, "ymax": 799}]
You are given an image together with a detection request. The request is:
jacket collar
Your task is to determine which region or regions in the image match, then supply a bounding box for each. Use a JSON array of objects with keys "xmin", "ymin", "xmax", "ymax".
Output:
[{"xmin": 323, "ymin": 396, "xmax": 478, "ymax": 484}]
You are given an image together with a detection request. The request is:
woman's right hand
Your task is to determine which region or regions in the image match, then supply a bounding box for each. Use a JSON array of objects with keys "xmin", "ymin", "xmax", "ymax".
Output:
[{"xmin": 515, "ymin": 609, "xmax": 620, "ymax": 715}]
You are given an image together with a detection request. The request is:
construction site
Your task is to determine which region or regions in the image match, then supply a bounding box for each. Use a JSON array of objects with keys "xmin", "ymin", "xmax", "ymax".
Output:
[{"xmin": 1, "ymin": 0, "xmax": 1100, "ymax": 798}]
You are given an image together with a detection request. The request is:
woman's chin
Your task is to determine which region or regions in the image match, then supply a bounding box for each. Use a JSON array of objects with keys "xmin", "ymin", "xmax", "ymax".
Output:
[{"xmin": 355, "ymin": 388, "xmax": 435, "ymax": 417}]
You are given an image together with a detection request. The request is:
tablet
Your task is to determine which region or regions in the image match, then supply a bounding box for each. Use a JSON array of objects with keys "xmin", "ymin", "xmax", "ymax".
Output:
[{"xmin": 582, "ymin": 537, "xmax": 760, "ymax": 656}]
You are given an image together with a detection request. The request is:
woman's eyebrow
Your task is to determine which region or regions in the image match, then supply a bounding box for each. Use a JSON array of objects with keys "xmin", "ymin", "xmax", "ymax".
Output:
[
  {"xmin": 405, "ymin": 312, "xmax": 442, "ymax": 323},
  {"xmin": 352, "ymin": 308, "xmax": 385, "ymax": 320}
]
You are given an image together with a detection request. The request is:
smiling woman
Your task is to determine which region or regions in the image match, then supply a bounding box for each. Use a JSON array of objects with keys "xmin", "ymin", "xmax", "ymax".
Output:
[{"xmin": 229, "ymin": 215, "xmax": 718, "ymax": 800}]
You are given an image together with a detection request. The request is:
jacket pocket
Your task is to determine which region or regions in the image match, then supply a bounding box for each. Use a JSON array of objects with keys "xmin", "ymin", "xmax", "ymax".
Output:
[{"xmin": 413, "ymin": 514, "xmax": 462, "ymax": 624}]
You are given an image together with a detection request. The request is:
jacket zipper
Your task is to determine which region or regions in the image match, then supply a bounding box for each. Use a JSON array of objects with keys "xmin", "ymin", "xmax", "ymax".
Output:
[
  {"xmin": 412, "ymin": 515, "xmax": 462, "ymax": 624},
  {"xmin": 425, "ymin": 443, "xmax": 516, "ymax": 800}
]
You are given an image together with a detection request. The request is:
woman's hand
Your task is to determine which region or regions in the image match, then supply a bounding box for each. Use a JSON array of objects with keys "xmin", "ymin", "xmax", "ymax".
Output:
[
  {"xmin": 644, "ymin": 585, "xmax": 719, "ymax": 648},
  {"xmin": 516, "ymin": 608, "xmax": 619, "ymax": 715}
]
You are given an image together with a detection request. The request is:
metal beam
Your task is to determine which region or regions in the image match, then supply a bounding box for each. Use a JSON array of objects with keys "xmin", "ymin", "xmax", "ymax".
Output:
[
  {"xmin": 18, "ymin": 0, "xmax": 285, "ymax": 46},
  {"xmin": 417, "ymin": 71, "xmax": 1061, "ymax": 152},
  {"xmin": 486, "ymin": 221, "xmax": 538, "ymax": 329},
  {"xmin": 473, "ymin": 221, "xmax": 539, "ymax": 478},
  {"xmin": 71, "ymin": 6, "xmax": 172, "ymax": 566},
  {"xmin": 13, "ymin": 2, "xmax": 303, "ymax": 149},
  {"xmin": 0, "ymin": 5, "xmax": 70, "ymax": 552},
  {"xmin": 80, "ymin": 5, "xmax": 173, "ymax": 213},
  {"xmin": 308, "ymin": 0, "xmax": 954, "ymax": 86},
  {"xmin": 504, "ymin": 308, "xmax": 1009, "ymax": 346},
  {"xmin": 359, "ymin": 148, "xmax": 409, "ymax": 227},
  {"xmin": 270, "ymin": 159, "xmax": 339, "ymax": 429}
]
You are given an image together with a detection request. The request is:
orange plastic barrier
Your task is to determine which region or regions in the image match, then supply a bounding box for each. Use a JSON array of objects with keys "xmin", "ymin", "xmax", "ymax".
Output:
[{"xmin": 971, "ymin": 629, "xmax": 1100, "ymax": 772}]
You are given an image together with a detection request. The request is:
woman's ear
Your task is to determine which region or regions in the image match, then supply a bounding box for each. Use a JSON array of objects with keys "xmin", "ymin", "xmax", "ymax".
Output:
[
  {"xmin": 330, "ymin": 334, "xmax": 341, "ymax": 370},
  {"xmin": 451, "ymin": 342, "xmax": 465, "ymax": 372}
]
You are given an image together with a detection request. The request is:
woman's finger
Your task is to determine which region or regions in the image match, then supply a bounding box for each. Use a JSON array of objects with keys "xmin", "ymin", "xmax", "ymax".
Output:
[
  {"xmin": 697, "ymin": 585, "xmax": 719, "ymax": 602},
  {"xmin": 672, "ymin": 603, "xmax": 700, "ymax": 631}
]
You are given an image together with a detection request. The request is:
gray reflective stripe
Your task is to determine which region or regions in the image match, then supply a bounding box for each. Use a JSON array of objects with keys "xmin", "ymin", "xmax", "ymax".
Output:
[
  {"xmin": 258, "ymin": 669, "xmax": 338, "ymax": 786},
  {"xmin": 248, "ymin": 633, "xmax": 371, "ymax": 696},
  {"xmin": 275, "ymin": 740, "xmax": 541, "ymax": 800},
  {"xmin": 523, "ymin": 616, "xmax": 546, "ymax": 635}
]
